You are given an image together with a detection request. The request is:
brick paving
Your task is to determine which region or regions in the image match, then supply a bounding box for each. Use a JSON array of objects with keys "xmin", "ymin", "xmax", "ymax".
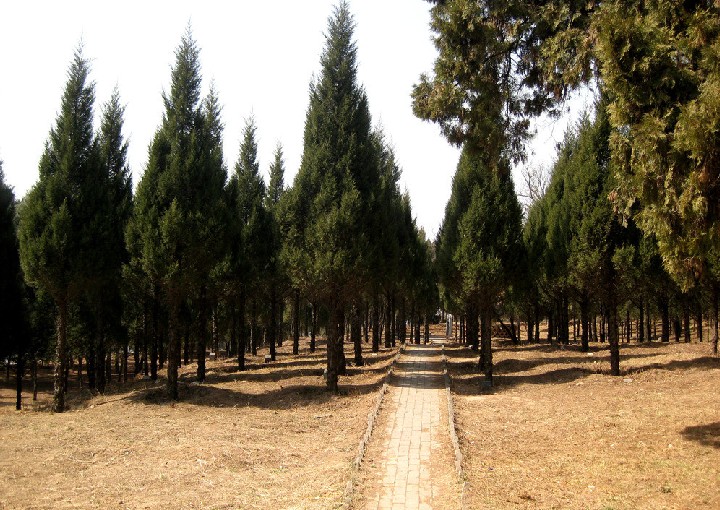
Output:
[{"xmin": 363, "ymin": 342, "xmax": 452, "ymax": 510}]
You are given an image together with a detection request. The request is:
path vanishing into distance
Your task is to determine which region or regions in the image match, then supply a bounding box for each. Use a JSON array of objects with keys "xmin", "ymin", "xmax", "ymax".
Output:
[{"xmin": 355, "ymin": 340, "xmax": 462, "ymax": 510}]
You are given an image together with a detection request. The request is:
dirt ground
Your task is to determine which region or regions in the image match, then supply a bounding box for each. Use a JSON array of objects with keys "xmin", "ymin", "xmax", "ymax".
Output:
[
  {"xmin": 446, "ymin": 338, "xmax": 720, "ymax": 510},
  {"xmin": 0, "ymin": 338, "xmax": 397, "ymax": 510}
]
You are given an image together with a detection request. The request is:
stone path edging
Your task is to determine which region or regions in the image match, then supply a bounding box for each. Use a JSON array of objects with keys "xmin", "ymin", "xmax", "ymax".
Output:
[
  {"xmin": 342, "ymin": 348, "xmax": 402, "ymax": 509},
  {"xmin": 441, "ymin": 344, "xmax": 464, "ymax": 478}
]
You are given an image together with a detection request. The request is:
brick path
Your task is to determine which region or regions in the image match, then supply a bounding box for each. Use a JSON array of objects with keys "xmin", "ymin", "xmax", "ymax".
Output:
[{"xmin": 362, "ymin": 342, "xmax": 454, "ymax": 510}]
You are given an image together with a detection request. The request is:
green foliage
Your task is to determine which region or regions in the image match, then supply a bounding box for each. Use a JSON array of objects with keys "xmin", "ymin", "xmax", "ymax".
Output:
[
  {"xmin": 0, "ymin": 162, "xmax": 27, "ymax": 362},
  {"xmin": 437, "ymin": 146, "xmax": 523, "ymax": 312}
]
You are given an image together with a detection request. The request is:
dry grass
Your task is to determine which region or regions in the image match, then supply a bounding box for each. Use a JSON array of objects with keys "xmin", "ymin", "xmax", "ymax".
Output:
[
  {"xmin": 447, "ymin": 338, "xmax": 720, "ymax": 510},
  {"xmin": 0, "ymin": 338, "xmax": 397, "ymax": 510}
]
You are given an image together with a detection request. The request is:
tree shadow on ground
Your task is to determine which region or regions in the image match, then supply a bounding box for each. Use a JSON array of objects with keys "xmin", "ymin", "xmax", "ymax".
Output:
[
  {"xmin": 626, "ymin": 356, "xmax": 720, "ymax": 374},
  {"xmin": 681, "ymin": 422, "xmax": 720, "ymax": 449},
  {"xmin": 451, "ymin": 367, "xmax": 594, "ymax": 395},
  {"xmin": 125, "ymin": 375, "xmax": 386, "ymax": 410}
]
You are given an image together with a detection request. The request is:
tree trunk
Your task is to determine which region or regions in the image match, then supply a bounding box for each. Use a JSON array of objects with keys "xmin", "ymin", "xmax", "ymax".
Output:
[
  {"xmin": 398, "ymin": 298, "xmax": 407, "ymax": 345},
  {"xmin": 638, "ymin": 300, "xmax": 645, "ymax": 342},
  {"xmin": 338, "ymin": 310, "xmax": 347, "ymax": 376},
  {"xmin": 683, "ymin": 303, "xmax": 691, "ymax": 343},
  {"xmin": 238, "ymin": 294, "xmax": 247, "ymax": 371},
  {"xmin": 384, "ymin": 294, "xmax": 392, "ymax": 348},
  {"xmin": 697, "ymin": 308, "xmax": 703, "ymax": 343},
  {"xmin": 351, "ymin": 304, "xmax": 363, "ymax": 367},
  {"xmin": 251, "ymin": 300, "xmax": 258, "ymax": 356},
  {"xmin": 580, "ymin": 298, "xmax": 590, "ymax": 352},
  {"xmin": 32, "ymin": 358, "xmax": 38, "ymax": 401},
  {"xmin": 326, "ymin": 300, "xmax": 342, "ymax": 392},
  {"xmin": 268, "ymin": 289, "xmax": 277, "ymax": 362},
  {"xmin": 414, "ymin": 314, "xmax": 421, "ymax": 345},
  {"xmin": 673, "ymin": 314, "xmax": 681, "ymax": 342},
  {"xmin": 197, "ymin": 285, "xmax": 208, "ymax": 381},
  {"xmin": 372, "ymin": 294, "xmax": 380, "ymax": 353},
  {"xmin": 52, "ymin": 299, "xmax": 69, "ymax": 413},
  {"xmin": 608, "ymin": 292, "xmax": 621, "ymax": 376},
  {"xmin": 15, "ymin": 356, "xmax": 24, "ymax": 411},
  {"xmin": 659, "ymin": 297, "xmax": 670, "ymax": 342},
  {"xmin": 467, "ymin": 305, "xmax": 479, "ymax": 351},
  {"xmin": 390, "ymin": 294, "xmax": 396, "ymax": 348},
  {"xmin": 712, "ymin": 286, "xmax": 718, "ymax": 356},
  {"xmin": 166, "ymin": 297, "xmax": 181, "ymax": 400},
  {"xmin": 293, "ymin": 289, "xmax": 300, "ymax": 355},
  {"xmin": 310, "ymin": 301, "xmax": 317, "ymax": 353},
  {"xmin": 478, "ymin": 306, "xmax": 493, "ymax": 386},
  {"xmin": 424, "ymin": 316, "xmax": 429, "ymax": 344},
  {"xmin": 150, "ymin": 289, "xmax": 159, "ymax": 381}
]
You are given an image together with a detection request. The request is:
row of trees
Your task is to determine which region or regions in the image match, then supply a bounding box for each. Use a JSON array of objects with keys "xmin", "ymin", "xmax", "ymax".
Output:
[
  {"xmin": 419, "ymin": 0, "xmax": 720, "ymax": 383},
  {"xmin": 2, "ymin": 2, "xmax": 437, "ymax": 412}
]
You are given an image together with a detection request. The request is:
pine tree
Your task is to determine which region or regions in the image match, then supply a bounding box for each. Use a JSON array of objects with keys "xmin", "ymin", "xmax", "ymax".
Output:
[
  {"xmin": 227, "ymin": 117, "xmax": 270, "ymax": 367},
  {"xmin": 0, "ymin": 162, "xmax": 28, "ymax": 410},
  {"xmin": 437, "ymin": 147, "xmax": 523, "ymax": 385},
  {"xmin": 18, "ymin": 48, "xmax": 102, "ymax": 412},
  {"xmin": 128, "ymin": 29, "xmax": 226, "ymax": 398},
  {"xmin": 286, "ymin": 1, "xmax": 378, "ymax": 391},
  {"xmin": 265, "ymin": 143, "xmax": 287, "ymax": 356}
]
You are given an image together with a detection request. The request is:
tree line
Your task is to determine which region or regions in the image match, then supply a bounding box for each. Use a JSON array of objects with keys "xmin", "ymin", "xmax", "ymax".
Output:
[
  {"xmin": 418, "ymin": 0, "xmax": 720, "ymax": 383},
  {"xmin": 1, "ymin": 3, "xmax": 437, "ymax": 412}
]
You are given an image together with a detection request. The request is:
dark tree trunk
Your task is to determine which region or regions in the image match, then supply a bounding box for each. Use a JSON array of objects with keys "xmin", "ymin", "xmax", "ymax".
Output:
[
  {"xmin": 338, "ymin": 310, "xmax": 347, "ymax": 376},
  {"xmin": 122, "ymin": 342, "xmax": 128, "ymax": 383},
  {"xmin": 150, "ymin": 289, "xmax": 159, "ymax": 381},
  {"xmin": 277, "ymin": 300, "xmax": 285, "ymax": 347},
  {"xmin": 293, "ymin": 289, "xmax": 300, "ymax": 355},
  {"xmin": 15, "ymin": 356, "xmax": 24, "ymax": 410},
  {"xmin": 390, "ymin": 294, "xmax": 396, "ymax": 347},
  {"xmin": 608, "ymin": 300, "xmax": 621, "ymax": 376},
  {"xmin": 398, "ymin": 299, "xmax": 407, "ymax": 344},
  {"xmin": 478, "ymin": 306, "xmax": 493, "ymax": 385},
  {"xmin": 238, "ymin": 294, "xmax": 247, "ymax": 371},
  {"xmin": 673, "ymin": 315, "xmax": 681, "ymax": 342},
  {"xmin": 424, "ymin": 316, "xmax": 429, "ymax": 344},
  {"xmin": 697, "ymin": 308, "xmax": 703, "ymax": 343},
  {"xmin": 580, "ymin": 298, "xmax": 590, "ymax": 352},
  {"xmin": 326, "ymin": 300, "xmax": 342, "ymax": 392},
  {"xmin": 683, "ymin": 303, "xmax": 691, "ymax": 343},
  {"xmin": 166, "ymin": 298, "xmax": 181, "ymax": 401},
  {"xmin": 251, "ymin": 300, "xmax": 258, "ymax": 356},
  {"xmin": 384, "ymin": 294, "xmax": 392, "ymax": 348},
  {"xmin": 547, "ymin": 311, "xmax": 555, "ymax": 344},
  {"xmin": 310, "ymin": 301, "xmax": 318, "ymax": 353},
  {"xmin": 414, "ymin": 315, "xmax": 421, "ymax": 345},
  {"xmin": 183, "ymin": 318, "xmax": 190, "ymax": 367},
  {"xmin": 467, "ymin": 305, "xmax": 479, "ymax": 351},
  {"xmin": 197, "ymin": 286, "xmax": 208, "ymax": 382},
  {"xmin": 659, "ymin": 297, "xmax": 670, "ymax": 342},
  {"xmin": 32, "ymin": 358, "xmax": 38, "ymax": 401},
  {"xmin": 351, "ymin": 304, "xmax": 363, "ymax": 367},
  {"xmin": 363, "ymin": 302, "xmax": 369, "ymax": 344},
  {"xmin": 52, "ymin": 299, "xmax": 69, "ymax": 413},
  {"xmin": 646, "ymin": 307, "xmax": 653, "ymax": 341},
  {"xmin": 712, "ymin": 286, "xmax": 718, "ymax": 356},
  {"xmin": 268, "ymin": 288, "xmax": 277, "ymax": 362},
  {"xmin": 638, "ymin": 300, "xmax": 645, "ymax": 342},
  {"xmin": 95, "ymin": 330, "xmax": 106, "ymax": 394},
  {"xmin": 372, "ymin": 294, "xmax": 380, "ymax": 353}
]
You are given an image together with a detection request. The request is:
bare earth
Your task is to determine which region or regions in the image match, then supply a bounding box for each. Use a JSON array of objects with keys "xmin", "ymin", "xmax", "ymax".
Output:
[
  {"xmin": 447, "ymin": 339, "xmax": 720, "ymax": 510},
  {"xmin": 0, "ymin": 339, "xmax": 397, "ymax": 510}
]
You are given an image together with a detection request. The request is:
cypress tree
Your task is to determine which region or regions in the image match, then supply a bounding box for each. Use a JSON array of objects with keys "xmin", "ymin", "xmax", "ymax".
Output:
[
  {"xmin": 0, "ymin": 162, "xmax": 28, "ymax": 410},
  {"xmin": 18, "ymin": 48, "xmax": 103, "ymax": 412},
  {"xmin": 286, "ymin": 1, "xmax": 378, "ymax": 391},
  {"xmin": 128, "ymin": 29, "xmax": 226, "ymax": 398}
]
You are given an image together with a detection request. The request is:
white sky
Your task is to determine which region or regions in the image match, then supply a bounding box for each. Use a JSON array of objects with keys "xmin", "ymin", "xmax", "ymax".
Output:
[{"xmin": 0, "ymin": 0, "xmax": 591, "ymax": 237}]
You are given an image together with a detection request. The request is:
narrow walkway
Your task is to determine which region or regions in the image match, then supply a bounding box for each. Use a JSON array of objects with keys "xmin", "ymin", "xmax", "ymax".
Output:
[{"xmin": 357, "ymin": 341, "xmax": 460, "ymax": 510}]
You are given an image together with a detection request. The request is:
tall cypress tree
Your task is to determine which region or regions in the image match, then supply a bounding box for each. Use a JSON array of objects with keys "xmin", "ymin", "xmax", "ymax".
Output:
[
  {"xmin": 18, "ymin": 48, "xmax": 102, "ymax": 412},
  {"xmin": 286, "ymin": 1, "xmax": 378, "ymax": 391},
  {"xmin": 227, "ymin": 117, "xmax": 270, "ymax": 367},
  {"xmin": 128, "ymin": 29, "xmax": 226, "ymax": 398},
  {"xmin": 88, "ymin": 88, "xmax": 133, "ymax": 392},
  {"xmin": 0, "ymin": 162, "xmax": 28, "ymax": 410},
  {"xmin": 437, "ymin": 147, "xmax": 523, "ymax": 385}
]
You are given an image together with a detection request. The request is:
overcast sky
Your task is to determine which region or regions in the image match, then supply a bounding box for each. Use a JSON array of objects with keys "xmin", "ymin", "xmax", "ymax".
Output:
[{"xmin": 0, "ymin": 0, "xmax": 591, "ymax": 237}]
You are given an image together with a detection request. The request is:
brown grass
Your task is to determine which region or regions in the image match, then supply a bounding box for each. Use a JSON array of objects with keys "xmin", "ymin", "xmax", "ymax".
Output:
[
  {"xmin": 447, "ymin": 339, "xmax": 720, "ymax": 510},
  {"xmin": 0, "ymin": 338, "xmax": 397, "ymax": 510}
]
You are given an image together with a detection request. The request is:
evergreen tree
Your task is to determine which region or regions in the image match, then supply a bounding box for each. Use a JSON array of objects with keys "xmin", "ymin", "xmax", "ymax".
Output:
[
  {"xmin": 0, "ymin": 162, "xmax": 28, "ymax": 410},
  {"xmin": 86, "ymin": 88, "xmax": 133, "ymax": 392},
  {"xmin": 265, "ymin": 143, "xmax": 287, "ymax": 356},
  {"xmin": 286, "ymin": 1, "xmax": 378, "ymax": 391},
  {"xmin": 226, "ymin": 117, "xmax": 270, "ymax": 367},
  {"xmin": 18, "ymin": 48, "xmax": 103, "ymax": 412},
  {"xmin": 128, "ymin": 29, "xmax": 226, "ymax": 398}
]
